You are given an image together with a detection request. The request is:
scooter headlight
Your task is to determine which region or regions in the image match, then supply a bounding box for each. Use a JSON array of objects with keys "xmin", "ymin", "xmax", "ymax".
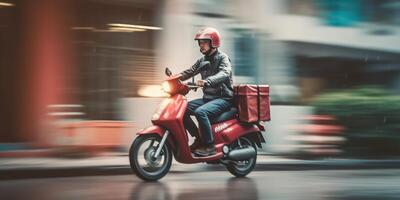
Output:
[{"xmin": 162, "ymin": 81, "xmax": 171, "ymax": 93}]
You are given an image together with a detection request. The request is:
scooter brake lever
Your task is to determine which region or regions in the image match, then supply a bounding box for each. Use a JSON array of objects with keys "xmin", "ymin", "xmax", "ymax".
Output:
[{"xmin": 186, "ymin": 82, "xmax": 196, "ymax": 86}]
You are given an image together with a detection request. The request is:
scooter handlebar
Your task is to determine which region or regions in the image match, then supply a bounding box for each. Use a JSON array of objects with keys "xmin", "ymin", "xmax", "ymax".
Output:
[
  {"xmin": 185, "ymin": 82, "xmax": 202, "ymax": 90},
  {"xmin": 187, "ymin": 85, "xmax": 198, "ymax": 90}
]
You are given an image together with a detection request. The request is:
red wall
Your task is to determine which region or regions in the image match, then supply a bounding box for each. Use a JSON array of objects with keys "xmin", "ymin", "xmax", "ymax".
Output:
[{"xmin": 16, "ymin": 0, "xmax": 76, "ymax": 144}]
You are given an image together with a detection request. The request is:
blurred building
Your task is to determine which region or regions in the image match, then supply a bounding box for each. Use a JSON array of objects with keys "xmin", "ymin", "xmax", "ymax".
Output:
[
  {"xmin": 150, "ymin": 0, "xmax": 400, "ymax": 153},
  {"xmin": 1, "ymin": 0, "xmax": 399, "ymax": 153},
  {"xmin": 0, "ymin": 0, "xmax": 163, "ymax": 148}
]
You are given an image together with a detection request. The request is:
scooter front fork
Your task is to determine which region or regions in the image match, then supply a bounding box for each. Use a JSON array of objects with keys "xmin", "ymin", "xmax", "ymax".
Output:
[{"xmin": 153, "ymin": 130, "xmax": 169, "ymax": 159}]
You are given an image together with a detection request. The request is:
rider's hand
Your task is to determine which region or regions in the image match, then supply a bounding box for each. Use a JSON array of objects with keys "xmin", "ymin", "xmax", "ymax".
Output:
[{"xmin": 196, "ymin": 80, "xmax": 207, "ymax": 87}]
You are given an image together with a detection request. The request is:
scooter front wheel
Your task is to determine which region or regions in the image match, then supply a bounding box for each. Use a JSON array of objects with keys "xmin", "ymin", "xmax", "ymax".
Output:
[{"xmin": 129, "ymin": 135, "xmax": 172, "ymax": 181}]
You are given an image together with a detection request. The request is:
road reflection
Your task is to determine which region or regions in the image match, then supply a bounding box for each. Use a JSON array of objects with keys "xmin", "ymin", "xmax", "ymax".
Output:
[
  {"xmin": 130, "ymin": 177, "xmax": 259, "ymax": 200},
  {"xmin": 130, "ymin": 181, "xmax": 171, "ymax": 200}
]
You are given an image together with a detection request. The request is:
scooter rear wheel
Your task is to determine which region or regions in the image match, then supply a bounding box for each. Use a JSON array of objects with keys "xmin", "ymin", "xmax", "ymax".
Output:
[
  {"xmin": 226, "ymin": 137, "xmax": 257, "ymax": 177},
  {"xmin": 129, "ymin": 135, "xmax": 172, "ymax": 181}
]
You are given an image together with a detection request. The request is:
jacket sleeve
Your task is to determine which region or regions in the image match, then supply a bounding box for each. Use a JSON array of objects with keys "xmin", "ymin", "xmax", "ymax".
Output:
[
  {"xmin": 205, "ymin": 54, "xmax": 231, "ymax": 86},
  {"xmin": 179, "ymin": 59, "xmax": 201, "ymax": 81}
]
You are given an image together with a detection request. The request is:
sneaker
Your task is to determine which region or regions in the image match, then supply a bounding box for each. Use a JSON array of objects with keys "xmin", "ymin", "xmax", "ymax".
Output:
[
  {"xmin": 194, "ymin": 145, "xmax": 216, "ymax": 157},
  {"xmin": 190, "ymin": 139, "xmax": 202, "ymax": 152}
]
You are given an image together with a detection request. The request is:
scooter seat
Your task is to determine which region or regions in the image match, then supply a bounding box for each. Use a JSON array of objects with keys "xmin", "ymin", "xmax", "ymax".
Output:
[{"xmin": 211, "ymin": 107, "xmax": 238, "ymax": 124}]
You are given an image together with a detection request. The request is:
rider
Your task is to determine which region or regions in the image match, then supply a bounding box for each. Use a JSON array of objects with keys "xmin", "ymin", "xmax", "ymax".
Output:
[{"xmin": 179, "ymin": 27, "xmax": 234, "ymax": 157}]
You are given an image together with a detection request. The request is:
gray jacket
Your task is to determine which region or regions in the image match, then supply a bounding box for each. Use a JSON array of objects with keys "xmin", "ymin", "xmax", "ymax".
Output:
[{"xmin": 180, "ymin": 50, "xmax": 233, "ymax": 100}]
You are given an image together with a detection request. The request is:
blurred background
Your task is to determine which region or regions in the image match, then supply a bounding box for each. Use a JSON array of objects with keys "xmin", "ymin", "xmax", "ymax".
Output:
[{"xmin": 1, "ymin": 0, "xmax": 400, "ymax": 158}]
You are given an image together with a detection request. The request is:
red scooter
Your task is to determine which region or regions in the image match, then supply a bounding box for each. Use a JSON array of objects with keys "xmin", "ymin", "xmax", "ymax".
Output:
[{"xmin": 129, "ymin": 64, "xmax": 266, "ymax": 181}]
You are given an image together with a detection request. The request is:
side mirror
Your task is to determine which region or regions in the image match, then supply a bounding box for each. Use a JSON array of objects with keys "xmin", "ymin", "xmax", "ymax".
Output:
[
  {"xmin": 165, "ymin": 67, "xmax": 172, "ymax": 76},
  {"xmin": 198, "ymin": 61, "xmax": 210, "ymax": 72}
]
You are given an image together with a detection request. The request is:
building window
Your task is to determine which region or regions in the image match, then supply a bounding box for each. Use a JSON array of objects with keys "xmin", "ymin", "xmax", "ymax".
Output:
[
  {"xmin": 73, "ymin": 0, "xmax": 162, "ymax": 119},
  {"xmin": 232, "ymin": 29, "xmax": 258, "ymax": 78}
]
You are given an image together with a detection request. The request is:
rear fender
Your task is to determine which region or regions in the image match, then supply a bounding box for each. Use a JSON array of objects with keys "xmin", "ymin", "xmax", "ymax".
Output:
[{"xmin": 244, "ymin": 132, "xmax": 266, "ymax": 148}]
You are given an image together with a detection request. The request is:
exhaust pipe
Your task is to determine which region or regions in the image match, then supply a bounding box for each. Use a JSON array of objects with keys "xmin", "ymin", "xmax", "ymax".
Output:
[{"xmin": 227, "ymin": 146, "xmax": 256, "ymax": 161}]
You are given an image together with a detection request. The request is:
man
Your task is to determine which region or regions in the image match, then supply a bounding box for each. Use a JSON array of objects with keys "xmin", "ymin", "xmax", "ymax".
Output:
[{"xmin": 179, "ymin": 27, "xmax": 234, "ymax": 157}]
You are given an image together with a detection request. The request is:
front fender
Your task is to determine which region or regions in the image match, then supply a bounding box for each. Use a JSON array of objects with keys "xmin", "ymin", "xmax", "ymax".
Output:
[
  {"xmin": 137, "ymin": 125, "xmax": 167, "ymax": 137},
  {"xmin": 136, "ymin": 125, "xmax": 176, "ymax": 150}
]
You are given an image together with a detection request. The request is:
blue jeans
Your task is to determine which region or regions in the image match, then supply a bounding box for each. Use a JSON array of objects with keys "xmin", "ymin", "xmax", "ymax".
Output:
[{"xmin": 184, "ymin": 98, "xmax": 232, "ymax": 146}]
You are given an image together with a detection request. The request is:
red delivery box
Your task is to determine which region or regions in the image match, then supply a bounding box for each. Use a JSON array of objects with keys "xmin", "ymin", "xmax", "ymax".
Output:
[{"xmin": 233, "ymin": 85, "xmax": 271, "ymax": 123}]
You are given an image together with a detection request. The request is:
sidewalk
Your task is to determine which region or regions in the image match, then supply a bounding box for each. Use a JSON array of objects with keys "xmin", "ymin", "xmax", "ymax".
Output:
[{"xmin": 2, "ymin": 153, "xmax": 400, "ymax": 180}]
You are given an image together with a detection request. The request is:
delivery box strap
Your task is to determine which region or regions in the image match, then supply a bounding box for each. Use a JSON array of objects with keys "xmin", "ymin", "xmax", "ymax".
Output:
[
  {"xmin": 234, "ymin": 84, "xmax": 239, "ymax": 105},
  {"xmin": 257, "ymin": 85, "xmax": 261, "ymax": 122}
]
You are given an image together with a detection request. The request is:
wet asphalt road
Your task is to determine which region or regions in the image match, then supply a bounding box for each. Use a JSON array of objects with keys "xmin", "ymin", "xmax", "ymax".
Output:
[{"xmin": 1, "ymin": 169, "xmax": 400, "ymax": 200}]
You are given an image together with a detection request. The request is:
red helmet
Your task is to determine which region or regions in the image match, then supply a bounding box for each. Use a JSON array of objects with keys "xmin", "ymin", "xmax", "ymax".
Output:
[{"xmin": 194, "ymin": 27, "xmax": 221, "ymax": 48}]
